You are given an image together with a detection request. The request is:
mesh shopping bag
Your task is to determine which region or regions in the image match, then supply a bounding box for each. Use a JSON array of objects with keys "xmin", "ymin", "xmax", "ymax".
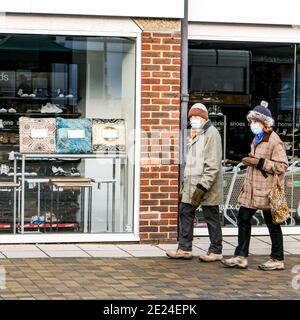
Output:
[{"xmin": 268, "ymin": 174, "xmax": 290, "ymax": 224}]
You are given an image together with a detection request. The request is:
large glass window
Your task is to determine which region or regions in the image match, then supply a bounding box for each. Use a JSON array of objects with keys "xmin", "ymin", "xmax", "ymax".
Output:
[
  {"xmin": 0, "ymin": 34, "xmax": 136, "ymax": 234},
  {"xmin": 189, "ymin": 41, "xmax": 300, "ymax": 228}
]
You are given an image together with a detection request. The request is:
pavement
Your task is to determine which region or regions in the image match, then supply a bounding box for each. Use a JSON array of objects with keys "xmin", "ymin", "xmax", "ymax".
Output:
[{"xmin": 0, "ymin": 235, "xmax": 299, "ymax": 299}]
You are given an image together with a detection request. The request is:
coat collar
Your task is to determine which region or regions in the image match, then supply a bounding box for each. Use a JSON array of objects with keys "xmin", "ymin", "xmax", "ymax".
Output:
[
  {"xmin": 261, "ymin": 131, "xmax": 272, "ymax": 142},
  {"xmin": 252, "ymin": 131, "xmax": 272, "ymax": 147},
  {"xmin": 189, "ymin": 120, "xmax": 212, "ymax": 146}
]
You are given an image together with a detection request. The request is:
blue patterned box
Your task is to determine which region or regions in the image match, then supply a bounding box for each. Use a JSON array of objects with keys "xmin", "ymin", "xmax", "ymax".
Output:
[{"xmin": 56, "ymin": 118, "xmax": 92, "ymax": 154}]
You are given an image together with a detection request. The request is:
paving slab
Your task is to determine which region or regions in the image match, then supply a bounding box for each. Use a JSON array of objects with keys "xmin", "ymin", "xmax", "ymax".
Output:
[
  {"xmin": 76, "ymin": 244, "xmax": 121, "ymax": 251},
  {"xmin": 128, "ymin": 250, "xmax": 167, "ymax": 257},
  {"xmin": 43, "ymin": 250, "xmax": 90, "ymax": 258},
  {"xmin": 117, "ymin": 244, "xmax": 163, "ymax": 251},
  {"xmin": 37, "ymin": 244, "xmax": 80, "ymax": 251},
  {"xmin": 86, "ymin": 250, "xmax": 132, "ymax": 258},
  {"xmin": 2, "ymin": 251, "xmax": 48, "ymax": 259}
]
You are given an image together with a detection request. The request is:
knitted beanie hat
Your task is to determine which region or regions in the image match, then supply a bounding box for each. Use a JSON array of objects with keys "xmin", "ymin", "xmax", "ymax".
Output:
[
  {"xmin": 188, "ymin": 103, "xmax": 208, "ymax": 120},
  {"xmin": 247, "ymin": 100, "xmax": 274, "ymax": 127}
]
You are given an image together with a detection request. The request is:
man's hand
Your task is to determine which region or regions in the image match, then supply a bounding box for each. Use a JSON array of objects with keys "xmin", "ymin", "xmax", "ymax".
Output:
[{"xmin": 242, "ymin": 156, "xmax": 259, "ymax": 167}]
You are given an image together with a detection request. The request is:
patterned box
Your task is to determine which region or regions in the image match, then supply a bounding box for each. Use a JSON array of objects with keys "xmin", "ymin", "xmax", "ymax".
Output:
[
  {"xmin": 19, "ymin": 117, "xmax": 56, "ymax": 153},
  {"xmin": 92, "ymin": 119, "xmax": 126, "ymax": 153},
  {"xmin": 56, "ymin": 118, "xmax": 92, "ymax": 154}
]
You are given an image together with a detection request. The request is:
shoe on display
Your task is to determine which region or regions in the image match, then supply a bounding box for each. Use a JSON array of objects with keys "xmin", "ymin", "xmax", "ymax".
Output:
[
  {"xmin": 8, "ymin": 108, "xmax": 16, "ymax": 113},
  {"xmin": 29, "ymin": 93, "xmax": 36, "ymax": 97},
  {"xmin": 65, "ymin": 94, "xmax": 74, "ymax": 98},
  {"xmin": 70, "ymin": 168, "xmax": 80, "ymax": 176},
  {"xmin": 258, "ymin": 258, "xmax": 285, "ymax": 271},
  {"xmin": 166, "ymin": 248, "xmax": 193, "ymax": 260},
  {"xmin": 41, "ymin": 103, "xmax": 63, "ymax": 114},
  {"xmin": 17, "ymin": 89, "xmax": 23, "ymax": 96},
  {"xmin": 221, "ymin": 256, "xmax": 248, "ymax": 269},
  {"xmin": 57, "ymin": 166, "xmax": 66, "ymax": 176},
  {"xmin": 45, "ymin": 212, "xmax": 58, "ymax": 223},
  {"xmin": 0, "ymin": 108, "xmax": 7, "ymax": 112},
  {"xmin": 21, "ymin": 93, "xmax": 29, "ymax": 97},
  {"xmin": 199, "ymin": 252, "xmax": 223, "ymax": 262},
  {"xmin": 216, "ymin": 107, "xmax": 223, "ymax": 116},
  {"xmin": 52, "ymin": 165, "xmax": 65, "ymax": 176}
]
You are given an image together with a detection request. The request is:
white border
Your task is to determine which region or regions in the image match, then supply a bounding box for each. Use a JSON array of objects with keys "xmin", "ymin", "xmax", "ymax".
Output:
[{"xmin": 0, "ymin": 15, "xmax": 142, "ymax": 243}]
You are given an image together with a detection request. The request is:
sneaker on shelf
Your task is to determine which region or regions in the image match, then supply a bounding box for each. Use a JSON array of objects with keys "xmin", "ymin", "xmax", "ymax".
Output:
[
  {"xmin": 8, "ymin": 108, "xmax": 17, "ymax": 113},
  {"xmin": 31, "ymin": 216, "xmax": 39, "ymax": 224},
  {"xmin": 0, "ymin": 164, "xmax": 9, "ymax": 176},
  {"xmin": 57, "ymin": 166, "xmax": 66, "ymax": 176},
  {"xmin": 21, "ymin": 93, "xmax": 29, "ymax": 97},
  {"xmin": 70, "ymin": 168, "xmax": 80, "ymax": 176},
  {"xmin": 216, "ymin": 107, "xmax": 223, "ymax": 116},
  {"xmin": 41, "ymin": 103, "xmax": 63, "ymax": 114},
  {"xmin": 0, "ymin": 108, "xmax": 7, "ymax": 112},
  {"xmin": 52, "ymin": 166, "xmax": 65, "ymax": 176},
  {"xmin": 29, "ymin": 93, "xmax": 36, "ymax": 97},
  {"xmin": 45, "ymin": 212, "xmax": 58, "ymax": 223},
  {"xmin": 65, "ymin": 93, "xmax": 74, "ymax": 98}
]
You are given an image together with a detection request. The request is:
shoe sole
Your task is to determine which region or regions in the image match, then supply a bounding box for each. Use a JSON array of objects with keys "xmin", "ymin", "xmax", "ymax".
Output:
[
  {"xmin": 199, "ymin": 257, "xmax": 223, "ymax": 262},
  {"xmin": 166, "ymin": 253, "xmax": 193, "ymax": 260},
  {"xmin": 258, "ymin": 265, "xmax": 285, "ymax": 271},
  {"xmin": 221, "ymin": 261, "xmax": 248, "ymax": 269}
]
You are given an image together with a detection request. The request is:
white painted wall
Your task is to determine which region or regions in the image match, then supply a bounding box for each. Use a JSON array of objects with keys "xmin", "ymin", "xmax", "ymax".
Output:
[
  {"xmin": 189, "ymin": 0, "xmax": 300, "ymax": 26},
  {"xmin": 0, "ymin": 0, "xmax": 184, "ymax": 19},
  {"xmin": 189, "ymin": 23, "xmax": 300, "ymax": 43}
]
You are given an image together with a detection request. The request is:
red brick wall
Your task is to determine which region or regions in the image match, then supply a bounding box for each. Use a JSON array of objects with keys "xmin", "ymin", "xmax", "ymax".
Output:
[{"xmin": 140, "ymin": 31, "xmax": 181, "ymax": 243}]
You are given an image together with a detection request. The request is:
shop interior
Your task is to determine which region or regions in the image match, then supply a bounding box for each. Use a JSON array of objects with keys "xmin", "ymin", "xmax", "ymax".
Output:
[{"xmin": 188, "ymin": 41, "xmax": 300, "ymax": 227}]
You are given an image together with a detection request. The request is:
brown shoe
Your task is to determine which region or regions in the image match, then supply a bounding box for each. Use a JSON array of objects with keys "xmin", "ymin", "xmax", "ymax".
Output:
[
  {"xmin": 199, "ymin": 252, "xmax": 223, "ymax": 262},
  {"xmin": 166, "ymin": 248, "xmax": 193, "ymax": 260}
]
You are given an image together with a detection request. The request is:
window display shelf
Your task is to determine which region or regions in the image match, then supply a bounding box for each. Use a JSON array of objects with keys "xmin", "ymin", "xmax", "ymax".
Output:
[
  {"xmin": 0, "ymin": 223, "xmax": 79, "ymax": 230},
  {"xmin": 0, "ymin": 96, "xmax": 79, "ymax": 102},
  {"xmin": 0, "ymin": 113, "xmax": 81, "ymax": 118}
]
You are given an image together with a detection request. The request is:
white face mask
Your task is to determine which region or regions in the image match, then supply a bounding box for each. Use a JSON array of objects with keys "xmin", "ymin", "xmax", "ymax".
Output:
[
  {"xmin": 250, "ymin": 123, "xmax": 263, "ymax": 135},
  {"xmin": 190, "ymin": 119, "xmax": 202, "ymax": 129}
]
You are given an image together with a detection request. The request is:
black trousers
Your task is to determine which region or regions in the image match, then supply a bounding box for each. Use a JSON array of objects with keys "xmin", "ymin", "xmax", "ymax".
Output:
[
  {"xmin": 178, "ymin": 202, "xmax": 223, "ymax": 254},
  {"xmin": 234, "ymin": 206, "xmax": 284, "ymax": 260}
]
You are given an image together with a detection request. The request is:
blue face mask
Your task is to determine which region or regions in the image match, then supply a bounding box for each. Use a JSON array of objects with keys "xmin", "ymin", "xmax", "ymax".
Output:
[
  {"xmin": 250, "ymin": 123, "xmax": 263, "ymax": 135},
  {"xmin": 190, "ymin": 119, "xmax": 201, "ymax": 129}
]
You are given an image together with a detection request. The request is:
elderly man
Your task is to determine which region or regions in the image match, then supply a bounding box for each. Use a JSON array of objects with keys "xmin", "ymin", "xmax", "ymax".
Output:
[{"xmin": 166, "ymin": 103, "xmax": 223, "ymax": 261}]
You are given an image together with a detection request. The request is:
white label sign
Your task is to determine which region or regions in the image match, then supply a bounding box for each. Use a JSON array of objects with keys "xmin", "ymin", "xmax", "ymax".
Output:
[
  {"xmin": 103, "ymin": 128, "xmax": 118, "ymax": 139},
  {"xmin": 67, "ymin": 129, "xmax": 85, "ymax": 139},
  {"xmin": 31, "ymin": 129, "xmax": 48, "ymax": 138}
]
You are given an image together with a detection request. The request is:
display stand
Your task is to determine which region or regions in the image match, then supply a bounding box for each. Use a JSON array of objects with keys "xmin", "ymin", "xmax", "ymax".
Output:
[{"xmin": 13, "ymin": 152, "xmax": 127, "ymax": 234}]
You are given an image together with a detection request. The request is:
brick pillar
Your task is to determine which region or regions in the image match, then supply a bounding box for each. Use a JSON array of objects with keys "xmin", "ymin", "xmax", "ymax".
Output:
[{"xmin": 140, "ymin": 31, "xmax": 181, "ymax": 243}]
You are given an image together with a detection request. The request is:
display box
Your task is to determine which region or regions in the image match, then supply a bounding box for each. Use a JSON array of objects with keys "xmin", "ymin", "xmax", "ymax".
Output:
[
  {"xmin": 19, "ymin": 117, "xmax": 56, "ymax": 153},
  {"xmin": 56, "ymin": 118, "xmax": 92, "ymax": 154},
  {"xmin": 92, "ymin": 119, "xmax": 126, "ymax": 153}
]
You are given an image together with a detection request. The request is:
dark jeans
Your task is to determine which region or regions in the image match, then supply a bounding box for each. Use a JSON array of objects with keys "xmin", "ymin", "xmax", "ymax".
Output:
[
  {"xmin": 178, "ymin": 202, "xmax": 223, "ymax": 254},
  {"xmin": 234, "ymin": 206, "xmax": 284, "ymax": 260}
]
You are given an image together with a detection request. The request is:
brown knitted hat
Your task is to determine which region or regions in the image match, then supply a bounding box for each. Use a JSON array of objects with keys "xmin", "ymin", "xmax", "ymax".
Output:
[{"xmin": 188, "ymin": 103, "xmax": 208, "ymax": 120}]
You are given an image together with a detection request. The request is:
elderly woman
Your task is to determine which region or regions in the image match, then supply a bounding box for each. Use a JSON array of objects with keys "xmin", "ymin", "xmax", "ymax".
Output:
[{"xmin": 222, "ymin": 101, "xmax": 288, "ymax": 270}]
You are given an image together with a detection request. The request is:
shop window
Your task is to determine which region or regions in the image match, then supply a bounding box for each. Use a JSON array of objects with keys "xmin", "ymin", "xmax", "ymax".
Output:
[
  {"xmin": 0, "ymin": 34, "xmax": 136, "ymax": 234},
  {"xmin": 189, "ymin": 41, "xmax": 299, "ymax": 228}
]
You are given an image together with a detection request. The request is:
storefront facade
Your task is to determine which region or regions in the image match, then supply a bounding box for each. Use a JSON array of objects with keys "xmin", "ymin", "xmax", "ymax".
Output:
[
  {"xmin": 0, "ymin": 2, "xmax": 183, "ymax": 243},
  {"xmin": 1, "ymin": 0, "xmax": 300, "ymax": 244}
]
